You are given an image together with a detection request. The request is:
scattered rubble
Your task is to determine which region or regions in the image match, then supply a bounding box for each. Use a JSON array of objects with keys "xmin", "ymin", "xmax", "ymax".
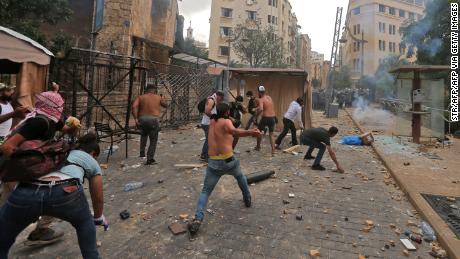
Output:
[{"xmin": 168, "ymin": 222, "xmax": 187, "ymax": 235}]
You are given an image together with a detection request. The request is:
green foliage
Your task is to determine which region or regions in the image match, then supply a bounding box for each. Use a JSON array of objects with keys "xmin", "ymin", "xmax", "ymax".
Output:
[
  {"xmin": 49, "ymin": 32, "xmax": 74, "ymax": 57},
  {"xmin": 330, "ymin": 65, "xmax": 352, "ymax": 90},
  {"xmin": 0, "ymin": 0, "xmax": 72, "ymax": 46},
  {"xmin": 233, "ymin": 22, "xmax": 286, "ymax": 68},
  {"xmin": 401, "ymin": 0, "xmax": 451, "ymax": 65},
  {"xmin": 183, "ymin": 38, "xmax": 209, "ymax": 59}
]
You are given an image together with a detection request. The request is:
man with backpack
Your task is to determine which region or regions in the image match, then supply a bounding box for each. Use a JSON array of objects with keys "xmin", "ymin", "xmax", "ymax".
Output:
[
  {"xmin": 199, "ymin": 91, "xmax": 224, "ymax": 161},
  {"xmin": 0, "ymin": 91, "xmax": 80, "ymax": 246},
  {"xmin": 0, "ymin": 133, "xmax": 106, "ymax": 259}
]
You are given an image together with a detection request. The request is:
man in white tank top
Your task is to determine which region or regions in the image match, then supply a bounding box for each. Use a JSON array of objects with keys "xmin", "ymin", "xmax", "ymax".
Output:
[{"xmin": 0, "ymin": 83, "xmax": 28, "ymax": 142}]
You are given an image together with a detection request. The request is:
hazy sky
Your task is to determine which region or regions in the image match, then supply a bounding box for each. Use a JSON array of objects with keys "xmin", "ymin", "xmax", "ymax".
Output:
[{"xmin": 178, "ymin": 0, "xmax": 350, "ymax": 60}]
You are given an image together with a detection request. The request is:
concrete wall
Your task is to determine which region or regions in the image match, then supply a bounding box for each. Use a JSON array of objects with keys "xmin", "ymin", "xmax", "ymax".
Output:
[{"xmin": 95, "ymin": 0, "xmax": 177, "ymax": 62}]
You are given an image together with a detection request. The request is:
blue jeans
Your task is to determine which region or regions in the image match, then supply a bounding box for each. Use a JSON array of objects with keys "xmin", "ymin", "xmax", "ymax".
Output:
[
  {"xmin": 301, "ymin": 136, "xmax": 326, "ymax": 166},
  {"xmin": 195, "ymin": 158, "xmax": 251, "ymax": 221},
  {"xmin": 0, "ymin": 183, "xmax": 99, "ymax": 259},
  {"xmin": 200, "ymin": 124, "xmax": 210, "ymax": 159}
]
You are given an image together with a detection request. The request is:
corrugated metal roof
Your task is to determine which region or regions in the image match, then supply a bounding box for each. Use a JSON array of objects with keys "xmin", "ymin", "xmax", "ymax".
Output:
[
  {"xmin": 228, "ymin": 67, "xmax": 307, "ymax": 75},
  {"xmin": 0, "ymin": 26, "xmax": 54, "ymax": 57}
]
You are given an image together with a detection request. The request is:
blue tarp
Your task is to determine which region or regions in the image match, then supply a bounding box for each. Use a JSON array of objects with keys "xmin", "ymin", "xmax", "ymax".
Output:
[{"xmin": 341, "ymin": 135, "xmax": 363, "ymax": 145}]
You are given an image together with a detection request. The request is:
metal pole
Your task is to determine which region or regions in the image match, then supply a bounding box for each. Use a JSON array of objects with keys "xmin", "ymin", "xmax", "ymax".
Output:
[
  {"xmin": 361, "ymin": 31, "xmax": 364, "ymax": 77},
  {"xmin": 125, "ymin": 39, "xmax": 136, "ymax": 158},
  {"xmin": 412, "ymin": 71, "xmax": 421, "ymax": 144}
]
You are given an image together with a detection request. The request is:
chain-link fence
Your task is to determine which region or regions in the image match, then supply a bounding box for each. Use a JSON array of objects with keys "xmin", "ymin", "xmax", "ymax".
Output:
[{"xmin": 50, "ymin": 48, "xmax": 217, "ymax": 133}]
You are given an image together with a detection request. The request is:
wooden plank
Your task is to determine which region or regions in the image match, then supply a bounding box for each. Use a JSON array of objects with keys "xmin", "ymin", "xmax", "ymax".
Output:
[
  {"xmin": 283, "ymin": 145, "xmax": 301, "ymax": 153},
  {"xmin": 174, "ymin": 164, "xmax": 206, "ymax": 169}
]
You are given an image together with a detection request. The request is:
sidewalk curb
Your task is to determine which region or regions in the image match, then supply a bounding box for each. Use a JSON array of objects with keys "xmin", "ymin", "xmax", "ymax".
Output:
[{"xmin": 344, "ymin": 109, "xmax": 459, "ymax": 259}]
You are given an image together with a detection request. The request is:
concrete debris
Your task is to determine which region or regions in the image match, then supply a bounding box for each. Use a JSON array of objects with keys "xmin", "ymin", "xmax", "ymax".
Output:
[
  {"xmin": 295, "ymin": 214, "xmax": 303, "ymax": 221},
  {"xmin": 119, "ymin": 210, "xmax": 130, "ymax": 220},
  {"xmin": 206, "ymin": 209, "xmax": 215, "ymax": 215},
  {"xmin": 403, "ymin": 162, "xmax": 410, "ymax": 166},
  {"xmin": 403, "ymin": 249, "xmax": 410, "ymax": 256},
  {"xmin": 168, "ymin": 222, "xmax": 187, "ymax": 235},
  {"xmin": 365, "ymin": 220, "xmax": 374, "ymax": 227},
  {"xmin": 407, "ymin": 220, "xmax": 418, "ymax": 227},
  {"xmin": 288, "ymin": 193, "xmax": 295, "ymax": 198},
  {"xmin": 309, "ymin": 249, "xmax": 320, "ymax": 257},
  {"xmin": 282, "ymin": 199, "xmax": 290, "ymax": 205},
  {"xmin": 179, "ymin": 214, "xmax": 189, "ymax": 220},
  {"xmin": 352, "ymin": 243, "xmax": 358, "ymax": 248},
  {"xmin": 100, "ymin": 164, "xmax": 108, "ymax": 170},
  {"xmin": 96, "ymin": 241, "xmax": 102, "ymax": 247}
]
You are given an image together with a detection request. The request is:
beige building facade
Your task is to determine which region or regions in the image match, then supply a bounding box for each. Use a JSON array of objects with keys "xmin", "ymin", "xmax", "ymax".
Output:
[
  {"xmin": 296, "ymin": 34, "xmax": 311, "ymax": 72},
  {"xmin": 341, "ymin": 0, "xmax": 425, "ymax": 82},
  {"xmin": 96, "ymin": 0, "xmax": 178, "ymax": 63},
  {"xmin": 310, "ymin": 51, "xmax": 325, "ymax": 87},
  {"xmin": 208, "ymin": 0, "xmax": 299, "ymax": 67}
]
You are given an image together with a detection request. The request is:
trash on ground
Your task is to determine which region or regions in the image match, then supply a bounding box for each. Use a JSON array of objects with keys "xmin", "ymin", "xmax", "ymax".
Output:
[
  {"xmin": 288, "ymin": 193, "xmax": 295, "ymax": 198},
  {"xmin": 400, "ymin": 239, "xmax": 416, "ymax": 250},
  {"xmin": 340, "ymin": 135, "xmax": 363, "ymax": 145},
  {"xmin": 421, "ymin": 221, "xmax": 436, "ymax": 242},
  {"xmin": 124, "ymin": 181, "xmax": 144, "ymax": 192},
  {"xmin": 119, "ymin": 210, "xmax": 130, "ymax": 220}
]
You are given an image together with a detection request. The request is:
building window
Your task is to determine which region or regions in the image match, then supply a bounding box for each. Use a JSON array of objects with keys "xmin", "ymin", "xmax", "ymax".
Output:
[
  {"xmin": 379, "ymin": 22, "xmax": 386, "ymax": 33},
  {"xmin": 220, "ymin": 27, "xmax": 232, "ymax": 37},
  {"xmin": 353, "ymin": 25, "xmax": 357, "ymax": 35},
  {"xmin": 389, "ymin": 42, "xmax": 393, "ymax": 52},
  {"xmin": 399, "ymin": 9, "xmax": 406, "ymax": 18},
  {"xmin": 379, "ymin": 4, "xmax": 386, "ymax": 13},
  {"xmin": 389, "ymin": 7, "xmax": 396, "ymax": 15},
  {"xmin": 353, "ymin": 42, "xmax": 357, "ymax": 52},
  {"xmin": 247, "ymin": 11, "xmax": 257, "ymax": 20},
  {"xmin": 268, "ymin": 15, "xmax": 277, "ymax": 24},
  {"xmin": 389, "ymin": 24, "xmax": 392, "ymax": 34},
  {"xmin": 409, "ymin": 12, "xmax": 415, "ymax": 20},
  {"xmin": 379, "ymin": 40, "xmax": 386, "ymax": 51},
  {"xmin": 357, "ymin": 24, "xmax": 361, "ymax": 34},
  {"xmin": 357, "ymin": 42, "xmax": 361, "ymax": 51},
  {"xmin": 268, "ymin": 0, "xmax": 278, "ymax": 7},
  {"xmin": 221, "ymin": 8, "xmax": 233, "ymax": 18},
  {"xmin": 383, "ymin": 40, "xmax": 386, "ymax": 51},
  {"xmin": 219, "ymin": 46, "xmax": 229, "ymax": 56},
  {"xmin": 353, "ymin": 7, "xmax": 360, "ymax": 15}
]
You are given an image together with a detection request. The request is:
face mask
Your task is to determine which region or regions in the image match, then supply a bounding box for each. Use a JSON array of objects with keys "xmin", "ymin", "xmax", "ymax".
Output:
[{"xmin": 0, "ymin": 96, "xmax": 12, "ymax": 102}]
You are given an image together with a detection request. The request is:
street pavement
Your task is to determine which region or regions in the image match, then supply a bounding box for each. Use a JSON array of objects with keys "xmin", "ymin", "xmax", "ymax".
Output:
[{"xmin": 10, "ymin": 111, "xmax": 440, "ymax": 258}]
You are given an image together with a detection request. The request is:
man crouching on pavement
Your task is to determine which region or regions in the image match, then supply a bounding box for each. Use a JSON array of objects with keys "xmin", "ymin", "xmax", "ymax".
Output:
[{"xmin": 188, "ymin": 103, "xmax": 261, "ymax": 238}]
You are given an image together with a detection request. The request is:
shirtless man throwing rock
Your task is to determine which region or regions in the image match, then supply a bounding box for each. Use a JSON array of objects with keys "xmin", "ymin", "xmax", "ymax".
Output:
[
  {"xmin": 254, "ymin": 86, "xmax": 276, "ymax": 155},
  {"xmin": 188, "ymin": 102, "xmax": 261, "ymax": 238},
  {"xmin": 132, "ymin": 83, "xmax": 167, "ymax": 165}
]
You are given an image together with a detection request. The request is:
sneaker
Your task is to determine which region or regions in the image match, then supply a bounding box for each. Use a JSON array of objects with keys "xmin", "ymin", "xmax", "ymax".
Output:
[
  {"xmin": 304, "ymin": 155, "xmax": 316, "ymax": 160},
  {"xmin": 187, "ymin": 219, "xmax": 202, "ymax": 239},
  {"xmin": 25, "ymin": 228, "xmax": 64, "ymax": 246},
  {"xmin": 139, "ymin": 153, "xmax": 146, "ymax": 158},
  {"xmin": 311, "ymin": 164, "xmax": 326, "ymax": 171},
  {"xmin": 199, "ymin": 156, "xmax": 208, "ymax": 162},
  {"xmin": 145, "ymin": 159, "xmax": 158, "ymax": 165},
  {"xmin": 243, "ymin": 195, "xmax": 252, "ymax": 208}
]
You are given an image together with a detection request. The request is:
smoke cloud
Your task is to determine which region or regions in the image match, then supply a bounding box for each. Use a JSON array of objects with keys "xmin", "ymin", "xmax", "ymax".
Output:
[{"xmin": 352, "ymin": 96, "xmax": 394, "ymax": 129}]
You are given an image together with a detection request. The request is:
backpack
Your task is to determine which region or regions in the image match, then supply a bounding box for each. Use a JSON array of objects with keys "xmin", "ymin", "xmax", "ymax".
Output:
[
  {"xmin": 0, "ymin": 116, "xmax": 72, "ymax": 182},
  {"xmin": 197, "ymin": 98, "xmax": 207, "ymax": 113},
  {"xmin": 0, "ymin": 139, "xmax": 71, "ymax": 182}
]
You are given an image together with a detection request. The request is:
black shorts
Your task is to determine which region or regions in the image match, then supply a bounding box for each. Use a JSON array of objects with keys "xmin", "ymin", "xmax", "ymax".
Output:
[{"xmin": 258, "ymin": 117, "xmax": 276, "ymax": 133}]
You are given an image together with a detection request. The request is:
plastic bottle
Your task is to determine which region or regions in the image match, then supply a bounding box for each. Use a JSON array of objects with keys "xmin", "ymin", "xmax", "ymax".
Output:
[
  {"xmin": 124, "ymin": 181, "xmax": 144, "ymax": 192},
  {"xmin": 421, "ymin": 221, "xmax": 436, "ymax": 241}
]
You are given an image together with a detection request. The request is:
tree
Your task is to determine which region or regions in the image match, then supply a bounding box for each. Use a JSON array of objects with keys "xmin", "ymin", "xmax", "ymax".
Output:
[
  {"xmin": 183, "ymin": 38, "xmax": 208, "ymax": 59},
  {"xmin": 330, "ymin": 65, "xmax": 352, "ymax": 91},
  {"xmin": 232, "ymin": 22, "xmax": 286, "ymax": 68},
  {"xmin": 0, "ymin": 0, "xmax": 72, "ymax": 45},
  {"xmin": 401, "ymin": 0, "xmax": 451, "ymax": 65}
]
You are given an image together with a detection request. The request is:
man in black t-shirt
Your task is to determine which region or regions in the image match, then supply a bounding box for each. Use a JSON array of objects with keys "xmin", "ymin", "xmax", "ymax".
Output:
[
  {"xmin": 300, "ymin": 126, "xmax": 344, "ymax": 173},
  {"xmin": 229, "ymin": 96, "xmax": 247, "ymax": 149},
  {"xmin": 245, "ymin": 91, "xmax": 257, "ymax": 130}
]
